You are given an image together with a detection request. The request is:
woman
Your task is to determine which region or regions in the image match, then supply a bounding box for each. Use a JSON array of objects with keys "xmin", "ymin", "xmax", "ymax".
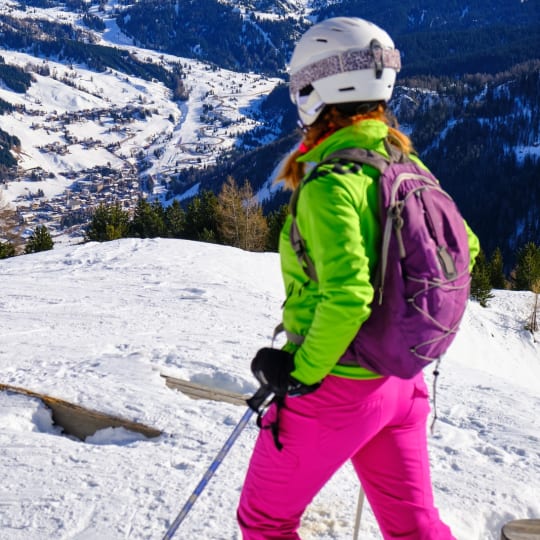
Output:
[{"xmin": 238, "ymin": 17, "xmax": 480, "ymax": 540}]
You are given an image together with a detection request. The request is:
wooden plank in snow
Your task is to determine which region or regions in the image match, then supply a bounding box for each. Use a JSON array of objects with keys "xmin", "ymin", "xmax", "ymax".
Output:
[
  {"xmin": 501, "ymin": 519, "xmax": 540, "ymax": 540},
  {"xmin": 161, "ymin": 374, "xmax": 247, "ymax": 407},
  {"xmin": 0, "ymin": 383, "xmax": 162, "ymax": 441}
]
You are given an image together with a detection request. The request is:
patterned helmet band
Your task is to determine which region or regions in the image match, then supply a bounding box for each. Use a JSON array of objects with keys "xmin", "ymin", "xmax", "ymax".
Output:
[{"xmin": 289, "ymin": 46, "xmax": 401, "ymax": 98}]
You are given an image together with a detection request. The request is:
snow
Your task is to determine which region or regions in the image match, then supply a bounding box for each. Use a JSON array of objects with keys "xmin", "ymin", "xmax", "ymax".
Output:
[{"xmin": 0, "ymin": 238, "xmax": 539, "ymax": 539}]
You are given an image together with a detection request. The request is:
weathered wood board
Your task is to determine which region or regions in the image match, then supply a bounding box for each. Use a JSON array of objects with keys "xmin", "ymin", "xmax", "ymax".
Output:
[
  {"xmin": 160, "ymin": 374, "xmax": 247, "ymax": 406},
  {"xmin": 501, "ymin": 519, "xmax": 540, "ymax": 540},
  {"xmin": 0, "ymin": 383, "xmax": 162, "ymax": 441}
]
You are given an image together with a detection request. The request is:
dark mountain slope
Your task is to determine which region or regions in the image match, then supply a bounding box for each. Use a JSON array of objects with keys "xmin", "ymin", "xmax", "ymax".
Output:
[{"xmin": 116, "ymin": 0, "xmax": 540, "ymax": 77}]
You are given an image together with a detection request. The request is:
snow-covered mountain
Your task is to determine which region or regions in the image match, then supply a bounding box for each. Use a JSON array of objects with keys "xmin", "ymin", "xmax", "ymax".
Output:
[
  {"xmin": 0, "ymin": 0, "xmax": 284, "ymax": 241},
  {"xmin": 1, "ymin": 0, "xmax": 540, "ymax": 263},
  {"xmin": 0, "ymin": 237, "xmax": 538, "ymax": 539}
]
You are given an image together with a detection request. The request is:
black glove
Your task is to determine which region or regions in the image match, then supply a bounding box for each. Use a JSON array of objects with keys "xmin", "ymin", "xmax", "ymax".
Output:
[{"xmin": 250, "ymin": 347, "xmax": 321, "ymax": 398}]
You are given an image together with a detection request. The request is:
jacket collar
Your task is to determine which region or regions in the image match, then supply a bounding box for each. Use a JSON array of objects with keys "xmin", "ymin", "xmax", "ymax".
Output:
[{"xmin": 297, "ymin": 120, "xmax": 389, "ymax": 164}]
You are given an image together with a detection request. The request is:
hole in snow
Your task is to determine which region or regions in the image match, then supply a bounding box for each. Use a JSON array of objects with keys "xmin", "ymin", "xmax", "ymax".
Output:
[{"xmin": 0, "ymin": 384, "xmax": 161, "ymax": 444}]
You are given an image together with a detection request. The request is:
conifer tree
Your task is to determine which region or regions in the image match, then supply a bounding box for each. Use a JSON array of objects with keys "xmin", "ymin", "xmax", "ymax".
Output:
[
  {"xmin": 164, "ymin": 199, "xmax": 185, "ymax": 238},
  {"xmin": 0, "ymin": 241, "xmax": 15, "ymax": 259},
  {"xmin": 513, "ymin": 242, "xmax": 540, "ymax": 292},
  {"xmin": 183, "ymin": 190, "xmax": 220, "ymax": 243},
  {"xmin": 266, "ymin": 203, "xmax": 289, "ymax": 252},
  {"xmin": 242, "ymin": 181, "xmax": 268, "ymax": 252},
  {"xmin": 217, "ymin": 176, "xmax": 267, "ymax": 252},
  {"xmin": 130, "ymin": 198, "xmax": 166, "ymax": 238},
  {"xmin": 24, "ymin": 225, "xmax": 53, "ymax": 254},
  {"xmin": 489, "ymin": 247, "xmax": 506, "ymax": 290},
  {"xmin": 86, "ymin": 202, "xmax": 129, "ymax": 242},
  {"xmin": 470, "ymin": 249, "xmax": 494, "ymax": 307},
  {"xmin": 513, "ymin": 242, "xmax": 540, "ymax": 332},
  {"xmin": 217, "ymin": 176, "xmax": 243, "ymax": 248}
]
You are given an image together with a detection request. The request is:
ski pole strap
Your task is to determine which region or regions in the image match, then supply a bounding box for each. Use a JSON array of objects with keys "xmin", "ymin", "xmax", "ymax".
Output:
[
  {"xmin": 262, "ymin": 395, "xmax": 284, "ymax": 451},
  {"xmin": 246, "ymin": 385, "xmax": 273, "ymax": 412},
  {"xmin": 247, "ymin": 385, "xmax": 285, "ymax": 451},
  {"xmin": 430, "ymin": 358, "xmax": 442, "ymax": 435}
]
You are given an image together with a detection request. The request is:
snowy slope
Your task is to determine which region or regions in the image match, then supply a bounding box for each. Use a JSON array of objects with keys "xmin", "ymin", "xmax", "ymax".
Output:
[{"xmin": 0, "ymin": 238, "xmax": 539, "ymax": 539}]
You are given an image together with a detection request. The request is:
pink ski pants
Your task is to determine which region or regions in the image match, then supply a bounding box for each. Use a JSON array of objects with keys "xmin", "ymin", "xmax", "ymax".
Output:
[{"xmin": 237, "ymin": 373, "xmax": 455, "ymax": 540}]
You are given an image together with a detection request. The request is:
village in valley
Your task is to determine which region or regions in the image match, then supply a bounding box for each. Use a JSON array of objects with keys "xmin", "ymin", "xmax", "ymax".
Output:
[
  {"xmin": 3, "ymin": 101, "xmax": 156, "ymax": 239},
  {"xmin": 0, "ymin": 50, "xmax": 279, "ymax": 244}
]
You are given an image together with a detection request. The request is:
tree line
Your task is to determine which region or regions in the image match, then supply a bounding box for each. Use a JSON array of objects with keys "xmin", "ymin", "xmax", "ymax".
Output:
[
  {"xmin": 471, "ymin": 244, "xmax": 540, "ymax": 332},
  {"xmin": 84, "ymin": 177, "xmax": 286, "ymax": 253},
  {"xmin": 2, "ymin": 177, "xmax": 539, "ymax": 330}
]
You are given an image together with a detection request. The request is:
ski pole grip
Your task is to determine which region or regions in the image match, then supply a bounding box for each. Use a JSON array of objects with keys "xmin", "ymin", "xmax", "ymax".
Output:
[{"xmin": 246, "ymin": 385, "xmax": 272, "ymax": 412}]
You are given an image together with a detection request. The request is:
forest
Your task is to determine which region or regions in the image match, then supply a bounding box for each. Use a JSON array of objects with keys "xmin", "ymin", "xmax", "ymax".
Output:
[
  {"xmin": 116, "ymin": 0, "xmax": 305, "ymax": 75},
  {"xmin": 116, "ymin": 0, "xmax": 540, "ymax": 78}
]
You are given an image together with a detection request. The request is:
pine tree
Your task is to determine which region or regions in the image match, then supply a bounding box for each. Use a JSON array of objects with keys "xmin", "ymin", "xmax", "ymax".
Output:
[
  {"xmin": 266, "ymin": 203, "xmax": 289, "ymax": 252},
  {"xmin": 0, "ymin": 241, "xmax": 16, "ymax": 259},
  {"xmin": 470, "ymin": 249, "xmax": 494, "ymax": 307},
  {"xmin": 513, "ymin": 242, "xmax": 540, "ymax": 332},
  {"xmin": 130, "ymin": 198, "xmax": 166, "ymax": 238},
  {"xmin": 164, "ymin": 199, "xmax": 185, "ymax": 238},
  {"xmin": 513, "ymin": 242, "xmax": 540, "ymax": 292},
  {"xmin": 242, "ymin": 181, "xmax": 267, "ymax": 252},
  {"xmin": 217, "ymin": 176, "xmax": 267, "ymax": 252},
  {"xmin": 86, "ymin": 202, "xmax": 130, "ymax": 242},
  {"xmin": 217, "ymin": 176, "xmax": 243, "ymax": 248},
  {"xmin": 24, "ymin": 225, "xmax": 53, "ymax": 254},
  {"xmin": 489, "ymin": 247, "xmax": 506, "ymax": 290},
  {"xmin": 183, "ymin": 190, "xmax": 220, "ymax": 243}
]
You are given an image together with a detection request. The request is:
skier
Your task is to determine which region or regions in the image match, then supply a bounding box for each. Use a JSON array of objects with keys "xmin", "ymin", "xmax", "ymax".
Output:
[{"xmin": 237, "ymin": 16, "xmax": 480, "ymax": 540}]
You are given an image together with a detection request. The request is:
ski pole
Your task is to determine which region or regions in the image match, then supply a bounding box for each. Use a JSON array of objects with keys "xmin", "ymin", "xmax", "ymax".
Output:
[
  {"xmin": 162, "ymin": 385, "xmax": 272, "ymax": 540},
  {"xmin": 352, "ymin": 485, "xmax": 365, "ymax": 540}
]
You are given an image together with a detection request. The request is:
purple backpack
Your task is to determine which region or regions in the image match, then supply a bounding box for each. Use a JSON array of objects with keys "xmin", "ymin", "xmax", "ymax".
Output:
[{"xmin": 289, "ymin": 143, "xmax": 472, "ymax": 379}]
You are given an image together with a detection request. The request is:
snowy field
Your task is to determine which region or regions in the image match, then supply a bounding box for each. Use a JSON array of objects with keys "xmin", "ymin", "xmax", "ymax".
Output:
[{"xmin": 0, "ymin": 238, "xmax": 539, "ymax": 539}]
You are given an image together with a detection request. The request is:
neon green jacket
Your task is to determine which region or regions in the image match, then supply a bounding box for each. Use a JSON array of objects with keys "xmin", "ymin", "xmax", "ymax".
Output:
[{"xmin": 279, "ymin": 120, "xmax": 480, "ymax": 386}]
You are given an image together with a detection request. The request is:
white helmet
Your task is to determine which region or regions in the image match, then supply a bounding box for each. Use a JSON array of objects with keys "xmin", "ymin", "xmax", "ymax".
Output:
[{"xmin": 289, "ymin": 17, "xmax": 401, "ymax": 126}]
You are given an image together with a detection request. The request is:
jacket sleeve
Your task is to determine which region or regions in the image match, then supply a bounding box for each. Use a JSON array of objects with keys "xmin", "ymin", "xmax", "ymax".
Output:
[
  {"xmin": 465, "ymin": 220, "xmax": 480, "ymax": 272},
  {"xmin": 290, "ymin": 171, "xmax": 377, "ymax": 385}
]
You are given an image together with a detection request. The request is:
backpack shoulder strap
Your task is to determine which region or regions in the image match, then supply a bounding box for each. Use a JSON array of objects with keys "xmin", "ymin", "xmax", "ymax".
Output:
[
  {"xmin": 289, "ymin": 186, "xmax": 319, "ymax": 282},
  {"xmin": 289, "ymin": 140, "xmax": 405, "ymax": 283},
  {"xmin": 320, "ymin": 147, "xmax": 390, "ymax": 174},
  {"xmin": 320, "ymin": 139, "xmax": 409, "ymax": 174}
]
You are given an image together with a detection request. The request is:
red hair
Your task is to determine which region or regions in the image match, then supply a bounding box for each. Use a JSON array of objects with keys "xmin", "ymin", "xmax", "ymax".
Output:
[{"xmin": 276, "ymin": 104, "xmax": 414, "ymax": 190}]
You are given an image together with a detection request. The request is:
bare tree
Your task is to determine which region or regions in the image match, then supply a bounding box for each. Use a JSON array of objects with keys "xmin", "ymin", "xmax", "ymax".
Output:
[{"xmin": 217, "ymin": 176, "xmax": 267, "ymax": 252}]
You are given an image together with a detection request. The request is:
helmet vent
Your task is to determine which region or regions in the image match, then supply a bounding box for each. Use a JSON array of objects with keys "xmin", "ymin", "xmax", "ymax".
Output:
[
  {"xmin": 315, "ymin": 38, "xmax": 328, "ymax": 43},
  {"xmin": 339, "ymin": 87, "xmax": 356, "ymax": 92}
]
